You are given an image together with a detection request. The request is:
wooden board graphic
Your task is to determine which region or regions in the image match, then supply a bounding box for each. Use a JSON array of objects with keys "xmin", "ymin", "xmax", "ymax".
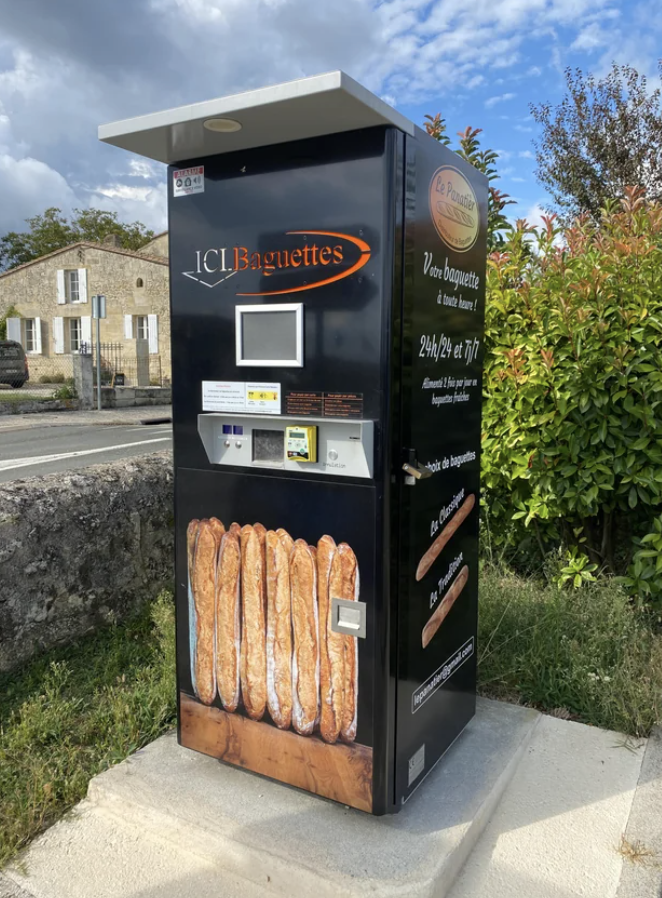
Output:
[{"xmin": 180, "ymin": 693, "xmax": 373, "ymax": 812}]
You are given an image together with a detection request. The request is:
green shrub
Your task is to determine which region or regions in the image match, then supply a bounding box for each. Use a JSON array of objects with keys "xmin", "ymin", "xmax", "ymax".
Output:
[
  {"xmin": 483, "ymin": 188, "xmax": 662, "ymax": 604},
  {"xmin": 52, "ymin": 384, "xmax": 76, "ymax": 401},
  {"xmin": 39, "ymin": 373, "xmax": 65, "ymax": 384},
  {"xmin": 478, "ymin": 566, "xmax": 662, "ymax": 736}
]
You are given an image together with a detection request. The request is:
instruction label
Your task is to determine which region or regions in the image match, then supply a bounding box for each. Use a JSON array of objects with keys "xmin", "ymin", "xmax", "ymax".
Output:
[{"xmin": 201, "ymin": 380, "xmax": 281, "ymax": 414}]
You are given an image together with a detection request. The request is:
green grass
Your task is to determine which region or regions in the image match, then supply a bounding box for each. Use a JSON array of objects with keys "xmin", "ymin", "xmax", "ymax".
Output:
[
  {"xmin": 2, "ymin": 573, "xmax": 660, "ymax": 868},
  {"xmin": 478, "ymin": 566, "xmax": 662, "ymax": 737},
  {"xmin": 0, "ymin": 592, "xmax": 176, "ymax": 867},
  {"xmin": 0, "ymin": 393, "xmax": 47, "ymax": 402}
]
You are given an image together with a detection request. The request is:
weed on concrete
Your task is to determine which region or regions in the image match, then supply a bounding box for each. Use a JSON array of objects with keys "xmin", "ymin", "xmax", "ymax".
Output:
[
  {"xmin": 478, "ymin": 567, "xmax": 662, "ymax": 737},
  {"xmin": 0, "ymin": 592, "xmax": 176, "ymax": 868}
]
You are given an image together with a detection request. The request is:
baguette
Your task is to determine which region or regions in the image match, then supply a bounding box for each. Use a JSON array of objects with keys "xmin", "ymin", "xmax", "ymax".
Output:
[
  {"xmin": 266, "ymin": 530, "xmax": 293, "ymax": 729},
  {"xmin": 334, "ymin": 544, "xmax": 359, "ymax": 743},
  {"xmin": 422, "ymin": 566, "xmax": 469, "ymax": 649},
  {"xmin": 276, "ymin": 528, "xmax": 294, "ymax": 556},
  {"xmin": 254, "ymin": 523, "xmax": 268, "ymax": 617},
  {"xmin": 290, "ymin": 539, "xmax": 319, "ymax": 736},
  {"xmin": 318, "ymin": 535, "xmax": 343, "ymax": 743},
  {"xmin": 240, "ymin": 525, "xmax": 267, "ymax": 720},
  {"xmin": 208, "ymin": 517, "xmax": 226, "ymax": 544},
  {"xmin": 191, "ymin": 520, "xmax": 218, "ymax": 705},
  {"xmin": 415, "ymin": 494, "xmax": 475, "ymax": 582},
  {"xmin": 229, "ymin": 522, "xmax": 241, "ymax": 538},
  {"xmin": 216, "ymin": 531, "xmax": 241, "ymax": 712}
]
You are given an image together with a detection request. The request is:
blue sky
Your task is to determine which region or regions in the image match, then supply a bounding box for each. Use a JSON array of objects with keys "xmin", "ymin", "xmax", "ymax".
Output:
[{"xmin": 0, "ymin": 0, "xmax": 659, "ymax": 235}]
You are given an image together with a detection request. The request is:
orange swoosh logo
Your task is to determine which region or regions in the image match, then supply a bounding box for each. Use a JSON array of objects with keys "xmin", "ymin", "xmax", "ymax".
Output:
[{"xmin": 236, "ymin": 230, "xmax": 371, "ymax": 296}]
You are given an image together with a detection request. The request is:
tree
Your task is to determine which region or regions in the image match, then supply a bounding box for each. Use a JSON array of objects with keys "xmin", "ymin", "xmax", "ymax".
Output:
[
  {"xmin": 0, "ymin": 208, "xmax": 155, "ymax": 270},
  {"xmin": 531, "ymin": 61, "xmax": 662, "ymax": 221},
  {"xmin": 424, "ymin": 114, "xmax": 514, "ymax": 251}
]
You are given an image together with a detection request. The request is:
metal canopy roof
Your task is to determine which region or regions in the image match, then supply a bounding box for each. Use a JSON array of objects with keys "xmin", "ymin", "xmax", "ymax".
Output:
[{"xmin": 98, "ymin": 71, "xmax": 414, "ymax": 165}]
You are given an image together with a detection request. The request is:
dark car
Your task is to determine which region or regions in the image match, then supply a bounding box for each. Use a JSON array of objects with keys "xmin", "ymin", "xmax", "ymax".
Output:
[{"xmin": 0, "ymin": 340, "xmax": 29, "ymax": 388}]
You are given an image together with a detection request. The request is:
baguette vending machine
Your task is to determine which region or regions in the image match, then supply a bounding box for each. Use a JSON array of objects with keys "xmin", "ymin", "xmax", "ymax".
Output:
[{"xmin": 100, "ymin": 72, "xmax": 488, "ymax": 815}]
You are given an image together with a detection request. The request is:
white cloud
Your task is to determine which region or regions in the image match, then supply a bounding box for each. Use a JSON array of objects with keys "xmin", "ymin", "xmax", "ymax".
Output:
[
  {"xmin": 511, "ymin": 176, "xmax": 526, "ymax": 182},
  {"xmin": 0, "ymin": 0, "xmax": 653, "ymax": 237},
  {"xmin": 519, "ymin": 150, "xmax": 535, "ymax": 159},
  {"xmin": 485, "ymin": 92, "xmax": 516, "ymax": 108},
  {"xmin": 0, "ymin": 152, "xmax": 77, "ymax": 233}
]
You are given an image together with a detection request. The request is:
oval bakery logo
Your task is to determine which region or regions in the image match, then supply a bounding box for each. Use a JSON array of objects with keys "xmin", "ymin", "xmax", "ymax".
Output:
[
  {"xmin": 429, "ymin": 166, "xmax": 479, "ymax": 253},
  {"xmin": 183, "ymin": 230, "xmax": 371, "ymax": 294}
]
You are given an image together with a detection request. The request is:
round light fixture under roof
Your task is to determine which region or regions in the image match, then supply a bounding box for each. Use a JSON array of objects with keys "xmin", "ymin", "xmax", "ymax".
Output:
[{"xmin": 203, "ymin": 117, "xmax": 242, "ymax": 133}]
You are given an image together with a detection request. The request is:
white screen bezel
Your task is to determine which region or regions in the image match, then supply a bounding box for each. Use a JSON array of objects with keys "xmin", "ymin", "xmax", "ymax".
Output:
[{"xmin": 235, "ymin": 303, "xmax": 303, "ymax": 367}]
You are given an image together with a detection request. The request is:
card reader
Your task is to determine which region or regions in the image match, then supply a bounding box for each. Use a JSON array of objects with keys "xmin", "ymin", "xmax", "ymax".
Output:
[{"xmin": 285, "ymin": 425, "xmax": 317, "ymax": 462}]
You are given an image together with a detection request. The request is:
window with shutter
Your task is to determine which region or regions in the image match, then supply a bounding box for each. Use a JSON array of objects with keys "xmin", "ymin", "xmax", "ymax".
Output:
[
  {"xmin": 66, "ymin": 270, "xmax": 80, "ymax": 303},
  {"xmin": 69, "ymin": 318, "xmax": 82, "ymax": 353},
  {"xmin": 24, "ymin": 320, "xmax": 36, "ymax": 353}
]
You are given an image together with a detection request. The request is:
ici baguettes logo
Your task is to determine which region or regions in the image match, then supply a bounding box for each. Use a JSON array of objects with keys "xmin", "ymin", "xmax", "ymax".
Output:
[
  {"xmin": 183, "ymin": 230, "xmax": 371, "ymax": 294},
  {"xmin": 429, "ymin": 166, "xmax": 479, "ymax": 253}
]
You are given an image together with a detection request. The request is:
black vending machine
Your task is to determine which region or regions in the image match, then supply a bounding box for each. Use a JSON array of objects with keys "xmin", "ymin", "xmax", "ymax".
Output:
[{"xmin": 100, "ymin": 72, "xmax": 488, "ymax": 815}]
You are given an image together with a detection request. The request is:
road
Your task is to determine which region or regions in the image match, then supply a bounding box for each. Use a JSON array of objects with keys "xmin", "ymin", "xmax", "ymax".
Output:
[{"xmin": 0, "ymin": 422, "xmax": 172, "ymax": 482}]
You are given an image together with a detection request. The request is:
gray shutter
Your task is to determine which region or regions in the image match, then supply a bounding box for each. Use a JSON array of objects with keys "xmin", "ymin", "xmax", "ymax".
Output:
[
  {"xmin": 147, "ymin": 314, "xmax": 158, "ymax": 354},
  {"xmin": 6, "ymin": 317, "xmax": 21, "ymax": 343},
  {"xmin": 53, "ymin": 317, "xmax": 65, "ymax": 354},
  {"xmin": 57, "ymin": 270, "xmax": 66, "ymax": 304},
  {"xmin": 124, "ymin": 315, "xmax": 133, "ymax": 339},
  {"xmin": 33, "ymin": 318, "xmax": 42, "ymax": 354},
  {"xmin": 81, "ymin": 316, "xmax": 92, "ymax": 348},
  {"xmin": 78, "ymin": 268, "xmax": 88, "ymax": 303}
]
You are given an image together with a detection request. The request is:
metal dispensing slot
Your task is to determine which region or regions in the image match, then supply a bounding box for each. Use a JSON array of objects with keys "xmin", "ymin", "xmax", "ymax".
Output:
[{"xmin": 198, "ymin": 413, "xmax": 374, "ymax": 478}]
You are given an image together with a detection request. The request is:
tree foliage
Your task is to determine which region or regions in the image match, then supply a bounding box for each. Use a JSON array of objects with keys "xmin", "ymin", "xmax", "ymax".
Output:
[
  {"xmin": 531, "ymin": 62, "xmax": 662, "ymax": 221},
  {"xmin": 424, "ymin": 113, "xmax": 514, "ymax": 250},
  {"xmin": 0, "ymin": 208, "xmax": 154, "ymax": 270},
  {"xmin": 483, "ymin": 188, "xmax": 662, "ymax": 605}
]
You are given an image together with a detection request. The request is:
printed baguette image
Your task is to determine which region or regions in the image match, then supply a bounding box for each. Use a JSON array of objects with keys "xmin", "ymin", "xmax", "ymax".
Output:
[
  {"xmin": 186, "ymin": 518, "xmax": 360, "ymax": 743},
  {"xmin": 436, "ymin": 199, "xmax": 476, "ymax": 229}
]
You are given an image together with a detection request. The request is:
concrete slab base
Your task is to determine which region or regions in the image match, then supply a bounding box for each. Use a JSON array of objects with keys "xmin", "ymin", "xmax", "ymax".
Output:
[
  {"xmin": 448, "ymin": 715, "xmax": 647, "ymax": 898},
  {"xmin": 3, "ymin": 698, "xmax": 538, "ymax": 898},
  {"xmin": 616, "ymin": 726, "xmax": 662, "ymax": 898}
]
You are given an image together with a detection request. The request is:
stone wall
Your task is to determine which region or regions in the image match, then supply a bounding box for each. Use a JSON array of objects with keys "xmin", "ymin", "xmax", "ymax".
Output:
[
  {"xmin": 136, "ymin": 232, "xmax": 169, "ymax": 259},
  {"xmin": 0, "ymin": 243, "xmax": 170, "ymax": 379},
  {"xmin": 0, "ymin": 452, "xmax": 173, "ymax": 672},
  {"xmin": 0, "ymin": 397, "xmax": 80, "ymax": 416}
]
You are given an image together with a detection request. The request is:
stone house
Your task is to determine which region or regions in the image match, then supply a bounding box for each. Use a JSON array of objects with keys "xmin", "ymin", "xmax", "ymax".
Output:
[{"xmin": 0, "ymin": 233, "xmax": 171, "ymax": 383}]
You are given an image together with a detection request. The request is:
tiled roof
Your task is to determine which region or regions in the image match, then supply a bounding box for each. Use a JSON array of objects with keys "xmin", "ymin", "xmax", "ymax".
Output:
[{"xmin": 0, "ymin": 241, "xmax": 168, "ymax": 279}]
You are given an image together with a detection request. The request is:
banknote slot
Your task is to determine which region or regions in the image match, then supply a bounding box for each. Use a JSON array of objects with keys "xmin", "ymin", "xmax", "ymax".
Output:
[{"xmin": 252, "ymin": 428, "xmax": 285, "ymax": 465}]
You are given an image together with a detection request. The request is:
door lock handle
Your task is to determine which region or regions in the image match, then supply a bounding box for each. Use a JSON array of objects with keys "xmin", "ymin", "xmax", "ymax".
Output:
[{"xmin": 402, "ymin": 461, "xmax": 433, "ymax": 481}]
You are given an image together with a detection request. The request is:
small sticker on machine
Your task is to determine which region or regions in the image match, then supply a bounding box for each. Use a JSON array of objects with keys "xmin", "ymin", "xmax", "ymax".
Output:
[
  {"xmin": 408, "ymin": 744, "xmax": 425, "ymax": 786},
  {"xmin": 173, "ymin": 166, "xmax": 204, "ymax": 197}
]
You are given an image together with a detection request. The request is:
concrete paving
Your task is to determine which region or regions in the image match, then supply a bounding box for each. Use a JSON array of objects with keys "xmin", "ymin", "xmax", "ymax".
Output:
[
  {"xmin": 448, "ymin": 714, "xmax": 646, "ymax": 898},
  {"xmin": 0, "ymin": 421, "xmax": 172, "ymax": 481},
  {"xmin": 1, "ymin": 803, "xmax": 273, "ymax": 898},
  {"xmin": 2, "ymin": 699, "xmax": 538, "ymax": 898},
  {"xmin": 615, "ymin": 727, "xmax": 662, "ymax": 898},
  {"xmin": 0, "ymin": 405, "xmax": 172, "ymax": 432},
  {"xmin": 1, "ymin": 701, "xmax": 656, "ymax": 898}
]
